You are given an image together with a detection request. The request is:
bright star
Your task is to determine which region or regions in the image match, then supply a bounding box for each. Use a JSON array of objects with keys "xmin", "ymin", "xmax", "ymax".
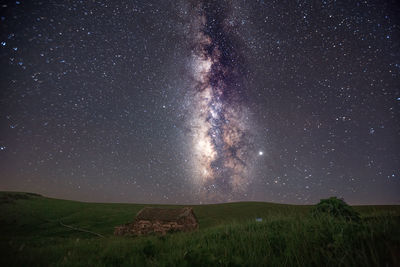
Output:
[{"xmin": 258, "ymin": 151, "xmax": 263, "ymax": 156}]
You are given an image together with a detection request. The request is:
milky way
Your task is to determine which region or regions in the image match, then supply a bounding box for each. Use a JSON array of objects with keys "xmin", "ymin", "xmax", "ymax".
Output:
[
  {"xmin": 186, "ymin": 2, "xmax": 256, "ymax": 201},
  {"xmin": 0, "ymin": 0, "xmax": 399, "ymax": 204}
]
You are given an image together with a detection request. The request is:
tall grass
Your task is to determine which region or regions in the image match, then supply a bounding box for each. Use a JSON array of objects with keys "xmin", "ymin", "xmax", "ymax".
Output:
[
  {"xmin": 2, "ymin": 215, "xmax": 399, "ymax": 266},
  {"xmin": 1, "ymin": 192, "xmax": 399, "ymax": 266}
]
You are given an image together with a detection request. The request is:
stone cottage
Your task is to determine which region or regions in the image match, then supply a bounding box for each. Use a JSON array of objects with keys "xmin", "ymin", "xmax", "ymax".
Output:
[{"xmin": 114, "ymin": 207, "xmax": 198, "ymax": 236}]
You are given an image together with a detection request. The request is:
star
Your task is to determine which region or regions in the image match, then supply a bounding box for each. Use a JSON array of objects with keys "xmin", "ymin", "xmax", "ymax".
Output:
[{"xmin": 0, "ymin": 0, "xmax": 397, "ymax": 205}]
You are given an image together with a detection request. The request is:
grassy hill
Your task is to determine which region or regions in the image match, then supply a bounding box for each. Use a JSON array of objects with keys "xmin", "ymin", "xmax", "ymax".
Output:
[{"xmin": 0, "ymin": 191, "xmax": 399, "ymax": 266}]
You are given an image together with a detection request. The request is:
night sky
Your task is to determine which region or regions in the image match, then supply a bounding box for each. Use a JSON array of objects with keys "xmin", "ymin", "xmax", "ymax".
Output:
[{"xmin": 0, "ymin": 0, "xmax": 399, "ymax": 204}]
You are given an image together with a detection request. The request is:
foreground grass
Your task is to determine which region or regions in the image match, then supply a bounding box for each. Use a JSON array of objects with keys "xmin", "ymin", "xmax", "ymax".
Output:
[{"xmin": 0, "ymin": 192, "xmax": 399, "ymax": 266}]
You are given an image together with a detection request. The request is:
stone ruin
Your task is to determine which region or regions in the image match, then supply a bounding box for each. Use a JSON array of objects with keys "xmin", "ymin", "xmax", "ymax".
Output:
[{"xmin": 114, "ymin": 207, "xmax": 199, "ymax": 236}]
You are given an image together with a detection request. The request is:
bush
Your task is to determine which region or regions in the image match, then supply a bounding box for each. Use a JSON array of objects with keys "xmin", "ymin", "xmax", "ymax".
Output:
[
  {"xmin": 183, "ymin": 247, "xmax": 217, "ymax": 266},
  {"xmin": 311, "ymin": 197, "xmax": 360, "ymax": 221},
  {"xmin": 142, "ymin": 240, "xmax": 156, "ymax": 258}
]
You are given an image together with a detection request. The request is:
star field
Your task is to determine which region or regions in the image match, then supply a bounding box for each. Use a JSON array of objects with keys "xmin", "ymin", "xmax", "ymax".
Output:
[{"xmin": 0, "ymin": 0, "xmax": 399, "ymax": 204}]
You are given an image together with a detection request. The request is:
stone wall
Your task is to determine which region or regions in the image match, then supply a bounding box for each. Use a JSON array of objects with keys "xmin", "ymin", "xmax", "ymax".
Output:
[{"xmin": 114, "ymin": 218, "xmax": 198, "ymax": 236}]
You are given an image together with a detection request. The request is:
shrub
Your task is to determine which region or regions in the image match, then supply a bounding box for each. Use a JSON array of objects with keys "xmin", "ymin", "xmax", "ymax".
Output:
[
  {"xmin": 142, "ymin": 240, "xmax": 156, "ymax": 258},
  {"xmin": 183, "ymin": 247, "xmax": 217, "ymax": 266},
  {"xmin": 311, "ymin": 197, "xmax": 360, "ymax": 221}
]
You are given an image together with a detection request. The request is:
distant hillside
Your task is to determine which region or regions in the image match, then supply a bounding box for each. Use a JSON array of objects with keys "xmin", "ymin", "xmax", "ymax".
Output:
[{"xmin": 0, "ymin": 191, "xmax": 311, "ymax": 234}]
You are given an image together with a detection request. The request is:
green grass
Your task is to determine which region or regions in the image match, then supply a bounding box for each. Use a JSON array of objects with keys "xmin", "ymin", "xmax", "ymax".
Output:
[{"xmin": 0, "ymin": 191, "xmax": 399, "ymax": 266}]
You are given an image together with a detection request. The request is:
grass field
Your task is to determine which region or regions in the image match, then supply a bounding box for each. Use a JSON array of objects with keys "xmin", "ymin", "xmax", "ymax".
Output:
[{"xmin": 0, "ymin": 191, "xmax": 399, "ymax": 266}]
